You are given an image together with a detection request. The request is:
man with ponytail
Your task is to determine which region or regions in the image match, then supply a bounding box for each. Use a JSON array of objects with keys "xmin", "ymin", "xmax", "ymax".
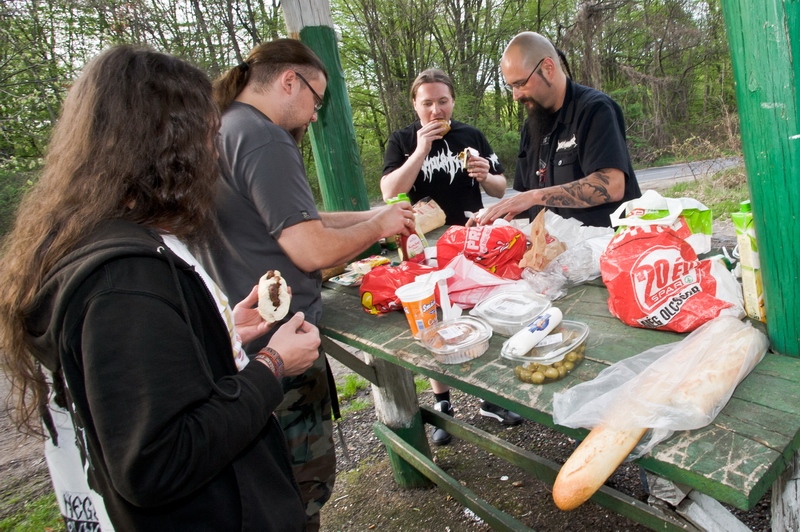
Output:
[{"xmin": 201, "ymin": 38, "xmax": 413, "ymax": 530}]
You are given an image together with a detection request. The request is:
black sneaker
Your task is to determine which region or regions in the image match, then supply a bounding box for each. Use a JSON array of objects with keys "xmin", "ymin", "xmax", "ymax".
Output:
[
  {"xmin": 431, "ymin": 400, "xmax": 454, "ymax": 446},
  {"xmin": 479, "ymin": 401, "xmax": 523, "ymax": 426}
]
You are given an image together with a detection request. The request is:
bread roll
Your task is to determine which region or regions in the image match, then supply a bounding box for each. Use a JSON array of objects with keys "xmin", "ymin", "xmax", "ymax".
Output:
[
  {"xmin": 436, "ymin": 119, "xmax": 451, "ymax": 135},
  {"xmin": 257, "ymin": 270, "xmax": 290, "ymax": 322}
]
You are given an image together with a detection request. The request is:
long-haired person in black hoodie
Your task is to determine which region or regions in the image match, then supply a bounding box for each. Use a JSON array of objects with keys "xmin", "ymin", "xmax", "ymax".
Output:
[{"xmin": 0, "ymin": 45, "xmax": 319, "ymax": 531}]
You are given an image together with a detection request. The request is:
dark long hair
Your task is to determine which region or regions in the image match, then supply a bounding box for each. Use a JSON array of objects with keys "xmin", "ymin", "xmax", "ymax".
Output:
[
  {"xmin": 0, "ymin": 45, "xmax": 220, "ymax": 434},
  {"xmin": 213, "ymin": 38, "xmax": 328, "ymax": 112}
]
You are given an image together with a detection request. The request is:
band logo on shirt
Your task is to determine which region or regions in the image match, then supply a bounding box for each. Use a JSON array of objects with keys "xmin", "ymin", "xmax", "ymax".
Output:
[{"xmin": 420, "ymin": 141, "xmax": 499, "ymax": 185}]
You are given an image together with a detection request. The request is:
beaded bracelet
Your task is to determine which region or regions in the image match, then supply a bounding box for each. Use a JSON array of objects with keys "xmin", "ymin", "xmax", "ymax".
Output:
[{"xmin": 255, "ymin": 347, "xmax": 285, "ymax": 379}]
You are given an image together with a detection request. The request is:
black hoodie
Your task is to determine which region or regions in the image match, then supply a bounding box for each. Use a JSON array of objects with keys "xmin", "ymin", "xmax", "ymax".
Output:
[{"xmin": 25, "ymin": 220, "xmax": 305, "ymax": 531}]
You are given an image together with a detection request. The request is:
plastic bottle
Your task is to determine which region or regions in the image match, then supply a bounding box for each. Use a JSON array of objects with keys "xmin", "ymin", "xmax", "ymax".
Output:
[
  {"xmin": 732, "ymin": 200, "xmax": 765, "ymax": 322},
  {"xmin": 386, "ymin": 193, "xmax": 427, "ymax": 263}
]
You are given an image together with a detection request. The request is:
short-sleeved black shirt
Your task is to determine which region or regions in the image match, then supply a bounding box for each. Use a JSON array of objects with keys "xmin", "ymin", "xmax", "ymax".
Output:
[
  {"xmin": 513, "ymin": 79, "xmax": 641, "ymax": 227},
  {"xmin": 383, "ymin": 120, "xmax": 505, "ymax": 225}
]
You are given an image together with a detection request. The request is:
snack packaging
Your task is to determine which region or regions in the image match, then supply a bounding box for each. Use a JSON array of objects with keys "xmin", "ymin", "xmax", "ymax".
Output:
[
  {"xmin": 437, "ymin": 224, "xmax": 527, "ymax": 280},
  {"xmin": 360, "ymin": 262, "xmax": 435, "ymax": 315}
]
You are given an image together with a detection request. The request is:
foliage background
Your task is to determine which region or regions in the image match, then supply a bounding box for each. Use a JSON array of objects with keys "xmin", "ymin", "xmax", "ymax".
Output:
[{"xmin": 0, "ymin": 0, "xmax": 740, "ymax": 234}]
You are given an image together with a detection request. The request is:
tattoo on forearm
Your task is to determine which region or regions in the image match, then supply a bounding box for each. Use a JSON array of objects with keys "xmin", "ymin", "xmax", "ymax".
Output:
[{"xmin": 539, "ymin": 171, "xmax": 613, "ymax": 208}]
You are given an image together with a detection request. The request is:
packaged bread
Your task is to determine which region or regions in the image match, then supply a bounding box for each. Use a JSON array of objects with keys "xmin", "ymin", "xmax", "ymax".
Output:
[
  {"xmin": 413, "ymin": 197, "xmax": 446, "ymax": 235},
  {"xmin": 552, "ymin": 316, "xmax": 768, "ymax": 511}
]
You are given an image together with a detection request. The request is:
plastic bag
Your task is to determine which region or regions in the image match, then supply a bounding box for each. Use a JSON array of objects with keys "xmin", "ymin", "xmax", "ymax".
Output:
[
  {"xmin": 610, "ymin": 189, "xmax": 712, "ymax": 255},
  {"xmin": 360, "ymin": 262, "xmax": 435, "ymax": 314},
  {"xmin": 436, "ymin": 224, "xmax": 527, "ymax": 279},
  {"xmin": 519, "ymin": 209, "xmax": 566, "ymax": 271},
  {"xmin": 441, "ymin": 254, "xmax": 524, "ymax": 308},
  {"xmin": 553, "ymin": 316, "xmax": 768, "ymax": 458},
  {"xmin": 601, "ymin": 224, "xmax": 744, "ymax": 332}
]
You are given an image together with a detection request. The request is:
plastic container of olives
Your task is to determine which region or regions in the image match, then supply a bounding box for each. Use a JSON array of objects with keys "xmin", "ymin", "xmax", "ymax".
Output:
[
  {"xmin": 469, "ymin": 290, "xmax": 551, "ymax": 337},
  {"xmin": 501, "ymin": 320, "xmax": 589, "ymax": 385}
]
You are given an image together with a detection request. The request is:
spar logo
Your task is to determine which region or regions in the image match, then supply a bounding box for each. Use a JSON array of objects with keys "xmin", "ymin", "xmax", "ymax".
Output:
[{"xmin": 631, "ymin": 245, "xmax": 699, "ymax": 313}]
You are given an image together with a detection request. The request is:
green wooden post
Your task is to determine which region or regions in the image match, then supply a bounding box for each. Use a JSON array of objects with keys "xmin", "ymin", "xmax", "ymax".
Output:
[
  {"xmin": 283, "ymin": 1, "xmax": 381, "ymax": 255},
  {"xmin": 720, "ymin": 0, "xmax": 800, "ymax": 356}
]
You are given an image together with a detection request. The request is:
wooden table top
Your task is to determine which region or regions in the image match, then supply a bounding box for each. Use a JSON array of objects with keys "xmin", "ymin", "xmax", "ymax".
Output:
[{"xmin": 320, "ymin": 261, "xmax": 800, "ymax": 512}]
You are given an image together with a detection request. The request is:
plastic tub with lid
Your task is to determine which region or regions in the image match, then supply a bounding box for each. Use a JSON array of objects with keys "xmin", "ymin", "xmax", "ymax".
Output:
[
  {"xmin": 420, "ymin": 316, "xmax": 492, "ymax": 364},
  {"xmin": 469, "ymin": 290, "xmax": 551, "ymax": 337}
]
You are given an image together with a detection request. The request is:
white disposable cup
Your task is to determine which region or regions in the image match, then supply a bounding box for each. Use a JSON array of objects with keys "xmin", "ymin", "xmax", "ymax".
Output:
[{"xmin": 395, "ymin": 282, "xmax": 438, "ymax": 338}]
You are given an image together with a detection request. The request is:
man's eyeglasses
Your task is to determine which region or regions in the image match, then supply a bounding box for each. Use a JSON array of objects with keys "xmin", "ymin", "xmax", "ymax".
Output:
[
  {"xmin": 295, "ymin": 71, "xmax": 324, "ymax": 112},
  {"xmin": 504, "ymin": 57, "xmax": 546, "ymax": 91}
]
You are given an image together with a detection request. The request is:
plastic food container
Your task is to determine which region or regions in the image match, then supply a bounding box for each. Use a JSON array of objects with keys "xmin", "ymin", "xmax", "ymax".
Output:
[
  {"xmin": 469, "ymin": 290, "xmax": 551, "ymax": 337},
  {"xmin": 501, "ymin": 321, "xmax": 589, "ymax": 384},
  {"xmin": 420, "ymin": 316, "xmax": 492, "ymax": 364}
]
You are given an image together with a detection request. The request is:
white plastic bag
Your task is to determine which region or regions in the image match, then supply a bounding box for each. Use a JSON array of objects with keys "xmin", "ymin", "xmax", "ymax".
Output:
[{"xmin": 553, "ymin": 316, "xmax": 768, "ymax": 457}]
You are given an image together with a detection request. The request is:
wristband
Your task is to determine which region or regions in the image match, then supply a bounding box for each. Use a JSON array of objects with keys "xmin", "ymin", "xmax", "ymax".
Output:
[{"xmin": 255, "ymin": 347, "xmax": 285, "ymax": 379}]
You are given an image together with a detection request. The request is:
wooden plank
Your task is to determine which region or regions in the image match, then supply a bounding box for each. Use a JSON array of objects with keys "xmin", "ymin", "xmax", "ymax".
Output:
[
  {"xmin": 420, "ymin": 407, "xmax": 697, "ymax": 531},
  {"xmin": 320, "ymin": 335, "xmax": 377, "ymax": 384},
  {"xmin": 373, "ymin": 423, "xmax": 534, "ymax": 532}
]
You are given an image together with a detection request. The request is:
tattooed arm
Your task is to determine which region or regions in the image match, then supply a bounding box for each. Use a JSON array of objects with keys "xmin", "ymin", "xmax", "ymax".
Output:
[{"xmin": 476, "ymin": 168, "xmax": 625, "ymax": 224}]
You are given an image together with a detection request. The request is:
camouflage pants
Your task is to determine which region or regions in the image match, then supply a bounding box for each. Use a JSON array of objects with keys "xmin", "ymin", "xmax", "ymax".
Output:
[{"xmin": 276, "ymin": 348, "xmax": 335, "ymax": 531}]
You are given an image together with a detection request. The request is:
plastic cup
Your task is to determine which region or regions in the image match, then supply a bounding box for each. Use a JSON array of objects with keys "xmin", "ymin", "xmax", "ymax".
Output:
[{"xmin": 395, "ymin": 282, "xmax": 438, "ymax": 338}]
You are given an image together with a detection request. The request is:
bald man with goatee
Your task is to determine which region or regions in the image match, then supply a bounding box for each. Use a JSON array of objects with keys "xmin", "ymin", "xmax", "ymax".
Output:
[{"xmin": 478, "ymin": 31, "xmax": 641, "ymax": 227}]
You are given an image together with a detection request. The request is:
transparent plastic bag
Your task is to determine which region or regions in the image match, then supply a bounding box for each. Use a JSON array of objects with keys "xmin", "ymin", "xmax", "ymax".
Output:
[{"xmin": 553, "ymin": 316, "xmax": 768, "ymax": 458}]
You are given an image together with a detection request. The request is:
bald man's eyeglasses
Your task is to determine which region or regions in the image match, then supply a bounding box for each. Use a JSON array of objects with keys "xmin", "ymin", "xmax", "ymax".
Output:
[
  {"xmin": 295, "ymin": 71, "xmax": 324, "ymax": 112},
  {"xmin": 504, "ymin": 57, "xmax": 546, "ymax": 91}
]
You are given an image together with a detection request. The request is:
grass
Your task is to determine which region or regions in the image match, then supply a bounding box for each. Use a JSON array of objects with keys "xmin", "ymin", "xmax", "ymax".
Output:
[
  {"xmin": 414, "ymin": 376, "xmax": 431, "ymax": 394},
  {"xmin": 336, "ymin": 374, "xmax": 372, "ymax": 416},
  {"xmin": 0, "ymin": 493, "xmax": 62, "ymax": 532}
]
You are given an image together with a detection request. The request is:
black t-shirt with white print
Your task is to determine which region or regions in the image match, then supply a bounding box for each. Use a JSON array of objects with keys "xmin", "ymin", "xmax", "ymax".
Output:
[{"xmin": 383, "ymin": 120, "xmax": 505, "ymax": 226}]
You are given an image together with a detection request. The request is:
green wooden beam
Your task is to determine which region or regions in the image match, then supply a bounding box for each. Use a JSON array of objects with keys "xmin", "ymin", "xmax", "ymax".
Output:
[
  {"xmin": 720, "ymin": 0, "xmax": 800, "ymax": 356},
  {"xmin": 421, "ymin": 407, "xmax": 696, "ymax": 531}
]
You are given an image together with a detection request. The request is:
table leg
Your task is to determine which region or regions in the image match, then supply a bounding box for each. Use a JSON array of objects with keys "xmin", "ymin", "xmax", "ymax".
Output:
[
  {"xmin": 363, "ymin": 352, "xmax": 433, "ymax": 488},
  {"xmin": 772, "ymin": 449, "xmax": 800, "ymax": 531}
]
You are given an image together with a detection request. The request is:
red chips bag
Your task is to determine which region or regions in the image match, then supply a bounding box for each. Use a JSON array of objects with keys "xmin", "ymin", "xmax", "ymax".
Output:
[
  {"xmin": 600, "ymin": 225, "xmax": 742, "ymax": 332},
  {"xmin": 359, "ymin": 262, "xmax": 436, "ymax": 315},
  {"xmin": 436, "ymin": 225, "xmax": 527, "ymax": 279}
]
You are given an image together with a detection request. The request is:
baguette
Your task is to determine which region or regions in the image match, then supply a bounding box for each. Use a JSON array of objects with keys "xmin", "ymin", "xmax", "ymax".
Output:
[
  {"xmin": 552, "ymin": 316, "xmax": 767, "ymax": 511},
  {"xmin": 553, "ymin": 426, "xmax": 647, "ymax": 510}
]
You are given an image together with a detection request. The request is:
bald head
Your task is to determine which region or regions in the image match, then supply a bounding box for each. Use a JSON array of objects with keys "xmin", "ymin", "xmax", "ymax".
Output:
[{"xmin": 502, "ymin": 32, "xmax": 560, "ymax": 74}]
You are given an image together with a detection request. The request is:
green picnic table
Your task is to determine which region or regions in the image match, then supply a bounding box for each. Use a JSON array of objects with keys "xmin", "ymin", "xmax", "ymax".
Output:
[{"xmin": 319, "ymin": 244, "xmax": 800, "ymax": 531}]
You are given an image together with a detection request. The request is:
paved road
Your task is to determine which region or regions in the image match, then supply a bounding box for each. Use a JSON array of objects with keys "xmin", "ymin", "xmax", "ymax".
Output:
[{"xmin": 483, "ymin": 157, "xmax": 742, "ymax": 207}]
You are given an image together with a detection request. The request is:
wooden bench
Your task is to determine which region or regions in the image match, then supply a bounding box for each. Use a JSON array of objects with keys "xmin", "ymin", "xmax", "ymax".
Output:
[{"xmin": 320, "ymin": 271, "xmax": 800, "ymax": 531}]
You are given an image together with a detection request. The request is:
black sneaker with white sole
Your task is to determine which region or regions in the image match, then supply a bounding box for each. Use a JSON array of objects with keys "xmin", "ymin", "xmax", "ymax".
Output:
[
  {"xmin": 479, "ymin": 401, "xmax": 523, "ymax": 426},
  {"xmin": 431, "ymin": 400, "xmax": 454, "ymax": 445}
]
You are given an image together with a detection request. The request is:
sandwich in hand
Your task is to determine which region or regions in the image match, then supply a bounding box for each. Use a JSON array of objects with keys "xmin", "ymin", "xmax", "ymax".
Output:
[
  {"xmin": 257, "ymin": 270, "xmax": 291, "ymax": 322},
  {"xmin": 457, "ymin": 147, "xmax": 479, "ymax": 169},
  {"xmin": 435, "ymin": 119, "xmax": 451, "ymax": 135}
]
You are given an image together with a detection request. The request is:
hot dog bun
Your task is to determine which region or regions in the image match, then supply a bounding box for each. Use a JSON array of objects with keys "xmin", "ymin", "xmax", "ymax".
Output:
[{"xmin": 257, "ymin": 270, "xmax": 290, "ymax": 322}]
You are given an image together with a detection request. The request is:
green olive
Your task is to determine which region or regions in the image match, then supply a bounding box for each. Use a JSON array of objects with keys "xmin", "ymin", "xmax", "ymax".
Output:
[
  {"xmin": 519, "ymin": 369, "xmax": 532, "ymax": 382},
  {"xmin": 530, "ymin": 371, "xmax": 546, "ymax": 384},
  {"xmin": 565, "ymin": 352, "xmax": 579, "ymax": 362},
  {"xmin": 557, "ymin": 365, "xmax": 568, "ymax": 377},
  {"xmin": 514, "ymin": 366, "xmax": 524, "ymax": 379},
  {"xmin": 563, "ymin": 361, "xmax": 575, "ymax": 372},
  {"xmin": 543, "ymin": 367, "xmax": 560, "ymax": 380},
  {"xmin": 553, "ymin": 360, "xmax": 563, "ymax": 368}
]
